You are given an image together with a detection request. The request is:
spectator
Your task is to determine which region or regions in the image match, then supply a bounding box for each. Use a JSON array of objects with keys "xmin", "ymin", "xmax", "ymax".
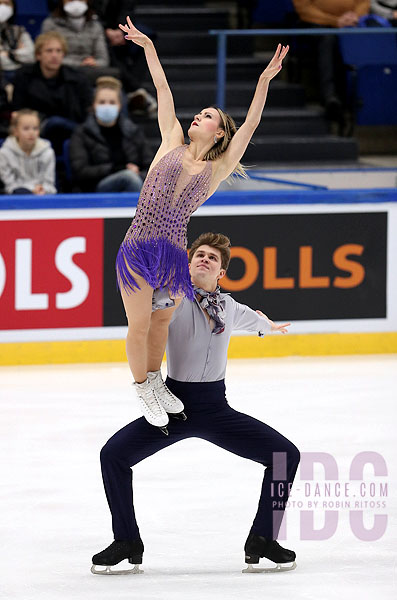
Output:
[
  {"xmin": 0, "ymin": 109, "xmax": 56, "ymax": 195},
  {"xmin": 292, "ymin": 1, "xmax": 370, "ymax": 121},
  {"xmin": 12, "ymin": 31, "xmax": 93, "ymax": 154},
  {"xmin": 69, "ymin": 75, "xmax": 153, "ymax": 192},
  {"xmin": 371, "ymin": 1, "xmax": 397, "ymax": 25},
  {"xmin": 0, "ymin": 75, "xmax": 11, "ymax": 137},
  {"xmin": 0, "ymin": 0, "xmax": 35, "ymax": 82},
  {"xmin": 93, "ymin": 0, "xmax": 157, "ymax": 117},
  {"xmin": 41, "ymin": 0, "xmax": 110, "ymax": 75}
]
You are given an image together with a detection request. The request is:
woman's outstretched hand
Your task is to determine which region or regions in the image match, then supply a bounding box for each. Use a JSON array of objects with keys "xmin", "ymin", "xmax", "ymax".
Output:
[
  {"xmin": 119, "ymin": 16, "xmax": 151, "ymax": 48},
  {"xmin": 261, "ymin": 44, "xmax": 289, "ymax": 81}
]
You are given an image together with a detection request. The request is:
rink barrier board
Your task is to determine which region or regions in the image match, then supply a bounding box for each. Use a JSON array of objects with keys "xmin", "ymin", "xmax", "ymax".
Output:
[
  {"xmin": 1, "ymin": 189, "xmax": 397, "ymax": 362},
  {"xmin": 1, "ymin": 332, "xmax": 396, "ymax": 366}
]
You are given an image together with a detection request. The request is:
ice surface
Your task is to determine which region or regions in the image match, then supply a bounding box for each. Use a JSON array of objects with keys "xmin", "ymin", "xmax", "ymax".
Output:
[{"xmin": 0, "ymin": 356, "xmax": 396, "ymax": 600}]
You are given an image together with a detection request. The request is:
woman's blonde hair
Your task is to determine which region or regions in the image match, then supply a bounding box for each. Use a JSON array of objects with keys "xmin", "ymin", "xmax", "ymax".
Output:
[
  {"xmin": 10, "ymin": 109, "xmax": 40, "ymax": 135},
  {"xmin": 94, "ymin": 76, "xmax": 122, "ymax": 102},
  {"xmin": 203, "ymin": 107, "xmax": 247, "ymax": 180}
]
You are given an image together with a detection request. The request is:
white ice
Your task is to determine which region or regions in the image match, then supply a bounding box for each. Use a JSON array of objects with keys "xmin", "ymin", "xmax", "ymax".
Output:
[{"xmin": 1, "ymin": 355, "xmax": 396, "ymax": 600}]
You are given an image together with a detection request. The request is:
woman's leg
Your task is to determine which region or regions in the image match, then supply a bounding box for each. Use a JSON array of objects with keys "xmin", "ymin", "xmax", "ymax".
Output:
[
  {"xmin": 120, "ymin": 273, "xmax": 154, "ymax": 383},
  {"xmin": 147, "ymin": 299, "xmax": 181, "ymax": 372}
]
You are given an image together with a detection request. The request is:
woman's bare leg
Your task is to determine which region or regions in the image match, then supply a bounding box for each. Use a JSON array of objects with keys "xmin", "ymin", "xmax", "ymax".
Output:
[
  {"xmin": 147, "ymin": 299, "xmax": 181, "ymax": 372},
  {"xmin": 120, "ymin": 273, "xmax": 154, "ymax": 383}
]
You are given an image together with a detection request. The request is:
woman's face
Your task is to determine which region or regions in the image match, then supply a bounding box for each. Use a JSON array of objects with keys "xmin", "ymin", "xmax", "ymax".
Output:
[
  {"xmin": 15, "ymin": 115, "xmax": 40, "ymax": 148},
  {"xmin": 188, "ymin": 107, "xmax": 224, "ymax": 142},
  {"xmin": 93, "ymin": 88, "xmax": 121, "ymax": 110}
]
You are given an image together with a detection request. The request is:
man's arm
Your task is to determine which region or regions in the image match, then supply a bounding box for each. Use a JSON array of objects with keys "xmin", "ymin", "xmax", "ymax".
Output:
[
  {"xmin": 292, "ymin": 0, "xmax": 340, "ymax": 26},
  {"xmin": 230, "ymin": 297, "xmax": 290, "ymax": 335}
]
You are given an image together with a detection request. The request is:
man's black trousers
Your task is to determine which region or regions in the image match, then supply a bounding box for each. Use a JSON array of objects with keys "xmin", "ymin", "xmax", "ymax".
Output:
[{"xmin": 100, "ymin": 378, "xmax": 300, "ymax": 541}]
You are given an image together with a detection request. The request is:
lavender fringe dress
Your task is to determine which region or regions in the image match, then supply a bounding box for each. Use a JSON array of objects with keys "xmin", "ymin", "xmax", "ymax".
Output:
[{"xmin": 116, "ymin": 145, "xmax": 212, "ymax": 301}]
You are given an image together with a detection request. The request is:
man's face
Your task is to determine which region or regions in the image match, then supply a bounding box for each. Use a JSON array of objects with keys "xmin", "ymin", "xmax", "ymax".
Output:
[
  {"xmin": 37, "ymin": 40, "xmax": 64, "ymax": 72},
  {"xmin": 189, "ymin": 245, "xmax": 226, "ymax": 291}
]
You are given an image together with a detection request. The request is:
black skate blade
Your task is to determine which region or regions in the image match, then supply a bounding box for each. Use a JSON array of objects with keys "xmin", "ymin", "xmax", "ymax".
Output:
[
  {"xmin": 242, "ymin": 561, "xmax": 296, "ymax": 574},
  {"xmin": 159, "ymin": 426, "xmax": 169, "ymax": 436},
  {"xmin": 91, "ymin": 563, "xmax": 144, "ymax": 575},
  {"xmin": 169, "ymin": 411, "xmax": 187, "ymax": 421}
]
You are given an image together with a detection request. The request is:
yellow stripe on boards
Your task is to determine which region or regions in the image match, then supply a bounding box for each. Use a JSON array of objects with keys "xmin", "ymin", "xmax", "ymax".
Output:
[{"xmin": 0, "ymin": 333, "xmax": 396, "ymax": 366}]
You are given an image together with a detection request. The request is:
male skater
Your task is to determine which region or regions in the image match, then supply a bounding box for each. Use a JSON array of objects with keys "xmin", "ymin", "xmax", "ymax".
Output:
[{"xmin": 92, "ymin": 232, "xmax": 300, "ymax": 575}]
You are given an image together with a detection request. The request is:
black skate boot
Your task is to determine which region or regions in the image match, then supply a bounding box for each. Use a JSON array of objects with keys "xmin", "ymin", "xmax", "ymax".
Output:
[
  {"xmin": 243, "ymin": 532, "xmax": 296, "ymax": 573},
  {"xmin": 91, "ymin": 538, "xmax": 144, "ymax": 575}
]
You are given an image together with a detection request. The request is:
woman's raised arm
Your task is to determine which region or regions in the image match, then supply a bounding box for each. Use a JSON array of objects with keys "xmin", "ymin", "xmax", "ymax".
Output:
[
  {"xmin": 217, "ymin": 44, "xmax": 289, "ymax": 180},
  {"xmin": 119, "ymin": 17, "xmax": 184, "ymax": 148}
]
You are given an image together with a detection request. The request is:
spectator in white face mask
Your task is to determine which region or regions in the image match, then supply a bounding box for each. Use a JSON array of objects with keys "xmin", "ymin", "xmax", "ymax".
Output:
[
  {"xmin": 41, "ymin": 0, "xmax": 109, "ymax": 72},
  {"xmin": 0, "ymin": 0, "xmax": 34, "ymax": 82},
  {"xmin": 69, "ymin": 76, "xmax": 154, "ymax": 193}
]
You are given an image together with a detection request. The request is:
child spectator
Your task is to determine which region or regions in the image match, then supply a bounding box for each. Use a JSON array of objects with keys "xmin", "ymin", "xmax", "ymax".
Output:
[
  {"xmin": 69, "ymin": 75, "xmax": 153, "ymax": 192},
  {"xmin": 0, "ymin": 0, "xmax": 35, "ymax": 82},
  {"xmin": 0, "ymin": 109, "xmax": 56, "ymax": 195},
  {"xmin": 41, "ymin": 0, "xmax": 110, "ymax": 73}
]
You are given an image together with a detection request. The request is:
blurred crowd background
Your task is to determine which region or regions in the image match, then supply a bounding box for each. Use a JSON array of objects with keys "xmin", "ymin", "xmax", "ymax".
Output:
[{"xmin": 0, "ymin": 0, "xmax": 396, "ymax": 195}]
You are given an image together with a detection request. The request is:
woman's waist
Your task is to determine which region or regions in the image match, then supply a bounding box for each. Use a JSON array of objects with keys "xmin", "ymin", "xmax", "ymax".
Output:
[{"xmin": 124, "ymin": 227, "xmax": 187, "ymax": 247}]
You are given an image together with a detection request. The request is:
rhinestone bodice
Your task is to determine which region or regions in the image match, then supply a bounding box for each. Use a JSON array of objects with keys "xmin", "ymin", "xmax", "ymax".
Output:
[{"xmin": 125, "ymin": 145, "xmax": 212, "ymax": 249}]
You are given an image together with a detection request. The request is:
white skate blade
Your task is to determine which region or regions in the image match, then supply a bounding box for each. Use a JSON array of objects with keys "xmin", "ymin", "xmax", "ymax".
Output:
[
  {"xmin": 242, "ymin": 561, "xmax": 296, "ymax": 574},
  {"xmin": 91, "ymin": 563, "xmax": 144, "ymax": 575}
]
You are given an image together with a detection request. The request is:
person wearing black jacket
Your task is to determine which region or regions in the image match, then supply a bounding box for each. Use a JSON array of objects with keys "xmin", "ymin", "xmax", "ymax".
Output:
[
  {"xmin": 12, "ymin": 31, "xmax": 93, "ymax": 154},
  {"xmin": 69, "ymin": 75, "xmax": 153, "ymax": 192}
]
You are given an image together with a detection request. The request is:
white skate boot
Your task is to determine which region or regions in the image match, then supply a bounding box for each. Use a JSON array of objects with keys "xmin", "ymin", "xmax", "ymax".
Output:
[
  {"xmin": 147, "ymin": 370, "xmax": 187, "ymax": 420},
  {"xmin": 133, "ymin": 379, "xmax": 169, "ymax": 435}
]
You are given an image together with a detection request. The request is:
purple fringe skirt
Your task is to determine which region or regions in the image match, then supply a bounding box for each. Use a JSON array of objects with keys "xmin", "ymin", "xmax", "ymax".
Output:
[{"xmin": 116, "ymin": 235, "xmax": 195, "ymax": 301}]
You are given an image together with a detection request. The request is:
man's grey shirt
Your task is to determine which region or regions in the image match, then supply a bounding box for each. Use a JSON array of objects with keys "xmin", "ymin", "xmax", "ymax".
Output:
[{"xmin": 166, "ymin": 294, "xmax": 272, "ymax": 383}]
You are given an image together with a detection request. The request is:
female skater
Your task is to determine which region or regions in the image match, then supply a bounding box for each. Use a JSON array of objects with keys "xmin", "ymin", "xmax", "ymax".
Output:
[{"xmin": 116, "ymin": 16, "xmax": 289, "ymax": 433}]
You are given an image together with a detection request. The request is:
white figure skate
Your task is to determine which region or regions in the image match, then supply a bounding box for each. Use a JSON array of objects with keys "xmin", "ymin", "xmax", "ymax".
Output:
[
  {"xmin": 133, "ymin": 379, "xmax": 169, "ymax": 435},
  {"xmin": 147, "ymin": 370, "xmax": 187, "ymax": 420}
]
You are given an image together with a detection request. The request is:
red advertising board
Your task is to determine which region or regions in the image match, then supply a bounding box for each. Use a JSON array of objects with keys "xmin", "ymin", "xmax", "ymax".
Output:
[{"xmin": 0, "ymin": 219, "xmax": 103, "ymax": 329}]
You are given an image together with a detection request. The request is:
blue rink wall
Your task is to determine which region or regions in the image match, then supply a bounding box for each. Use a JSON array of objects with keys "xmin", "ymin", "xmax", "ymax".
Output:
[{"xmin": 0, "ymin": 188, "xmax": 396, "ymax": 364}]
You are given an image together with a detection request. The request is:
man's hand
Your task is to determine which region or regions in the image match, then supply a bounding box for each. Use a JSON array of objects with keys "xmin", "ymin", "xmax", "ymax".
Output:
[
  {"xmin": 256, "ymin": 310, "xmax": 291, "ymax": 334},
  {"xmin": 337, "ymin": 11, "xmax": 359, "ymax": 27}
]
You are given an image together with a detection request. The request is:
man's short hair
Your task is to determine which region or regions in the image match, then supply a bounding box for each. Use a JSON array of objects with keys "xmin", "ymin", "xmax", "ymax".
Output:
[
  {"xmin": 35, "ymin": 31, "xmax": 68, "ymax": 56},
  {"xmin": 188, "ymin": 232, "xmax": 231, "ymax": 271}
]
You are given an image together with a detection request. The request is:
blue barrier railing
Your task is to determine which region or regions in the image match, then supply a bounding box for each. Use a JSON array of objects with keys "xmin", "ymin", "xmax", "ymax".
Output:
[
  {"xmin": 209, "ymin": 27, "xmax": 397, "ymax": 109},
  {"xmin": 0, "ymin": 188, "xmax": 396, "ymax": 210}
]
